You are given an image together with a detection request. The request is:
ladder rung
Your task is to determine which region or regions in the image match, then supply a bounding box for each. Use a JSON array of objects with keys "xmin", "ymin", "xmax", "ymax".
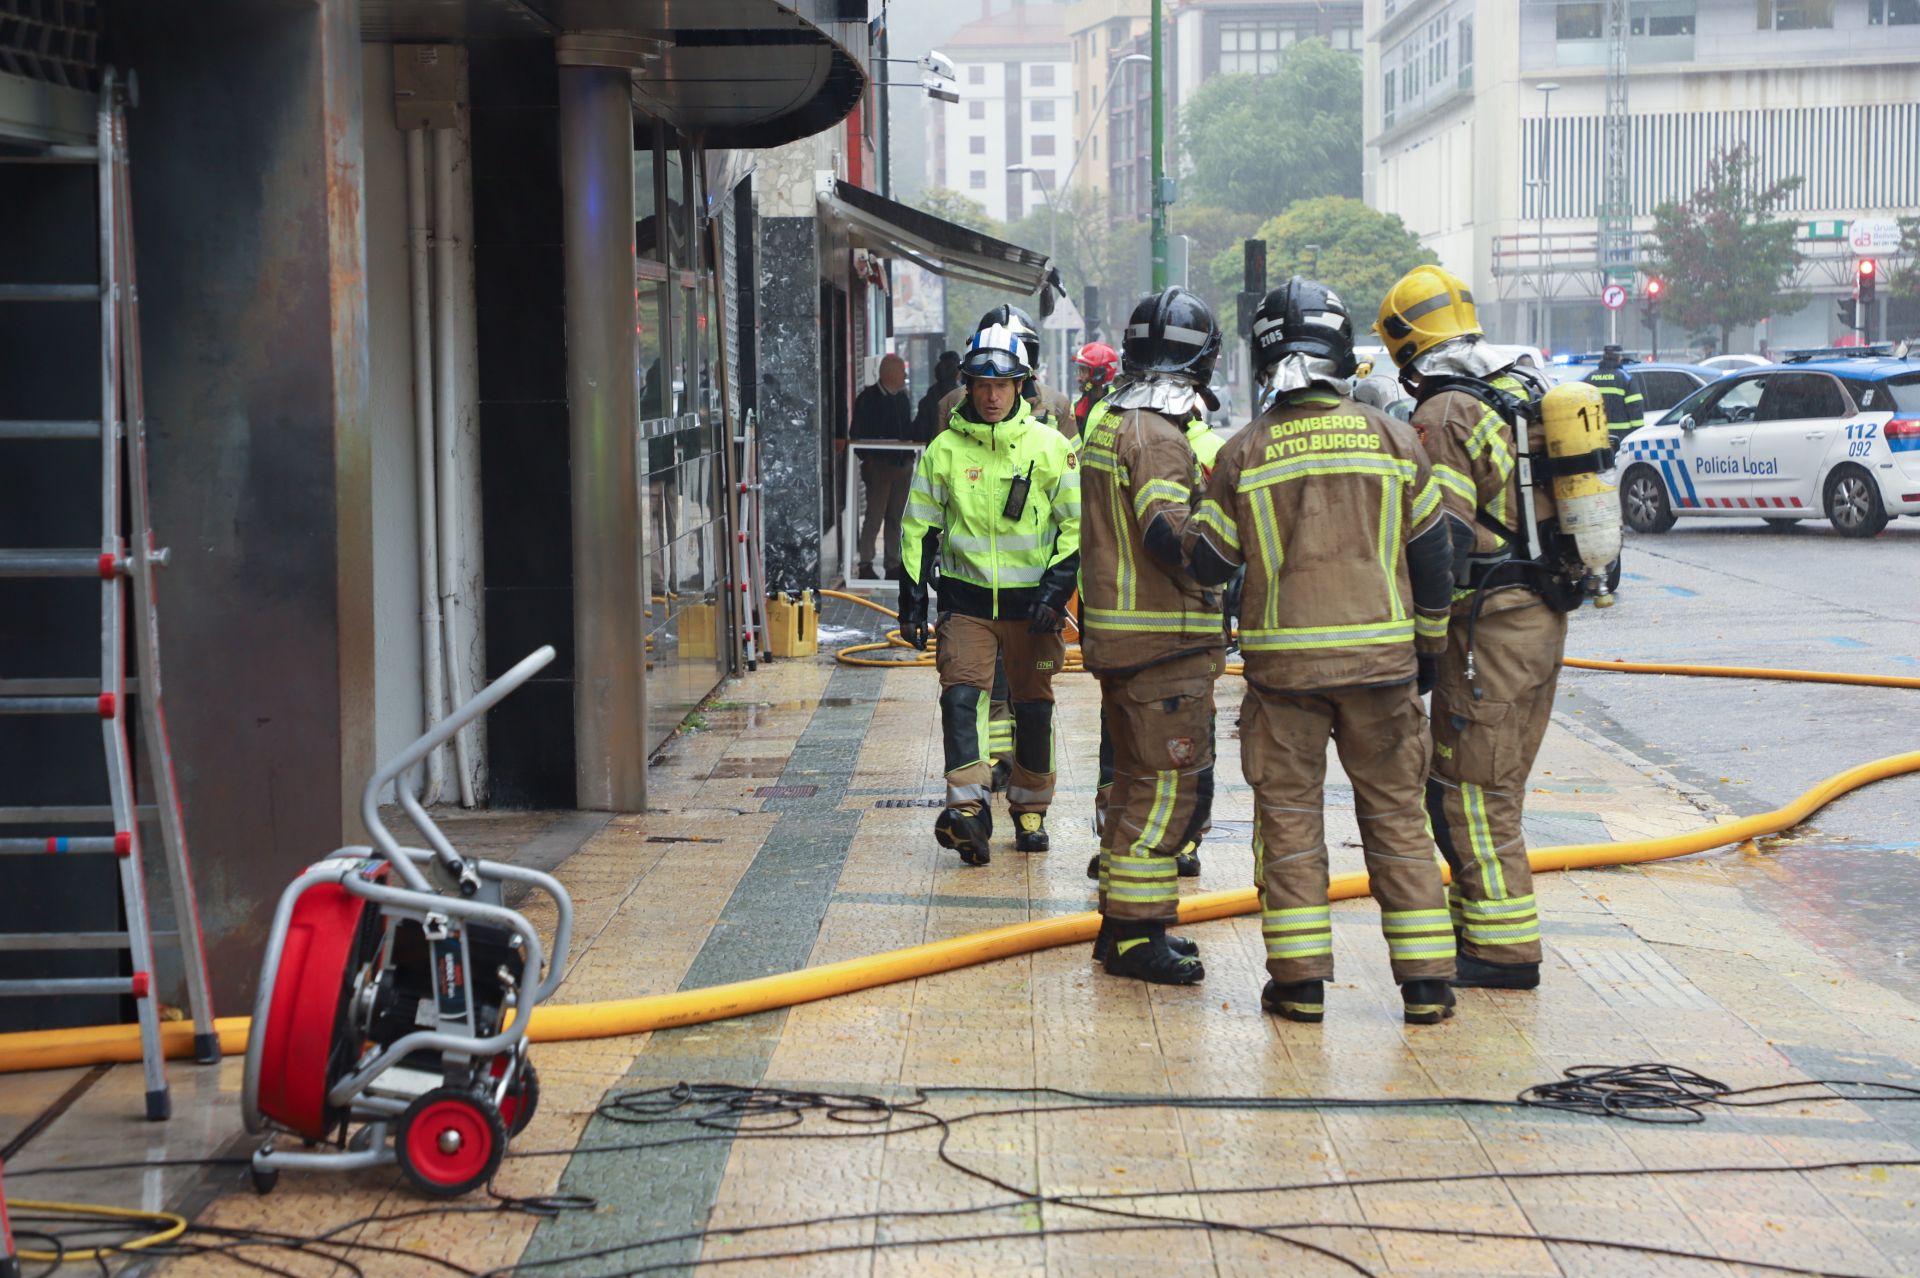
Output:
[
  {"xmin": 0, "ymin": 835, "xmax": 123, "ymax": 854},
  {"xmin": 0, "ymin": 977, "xmax": 142, "ymax": 997},
  {"xmin": 0, "ymin": 931, "xmax": 177, "ymax": 952},
  {"xmin": 0, "ymin": 145, "xmax": 101, "ymax": 164},
  {"xmin": 0, "ymin": 805, "xmax": 153, "ymax": 825},
  {"xmin": 0, "ymin": 696, "xmax": 100, "ymax": 715},
  {"xmin": 0, "ymin": 419, "xmax": 101, "ymax": 439},
  {"xmin": 0, "ymin": 283, "xmax": 101, "ymax": 302},
  {"xmin": 0, "ymin": 549, "xmax": 121, "ymax": 578},
  {"xmin": 0, "ymin": 678, "xmax": 139, "ymax": 696}
]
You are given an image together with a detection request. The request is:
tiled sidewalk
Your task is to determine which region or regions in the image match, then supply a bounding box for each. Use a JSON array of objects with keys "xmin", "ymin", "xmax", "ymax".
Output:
[{"xmin": 11, "ymin": 611, "xmax": 1920, "ymax": 1276}]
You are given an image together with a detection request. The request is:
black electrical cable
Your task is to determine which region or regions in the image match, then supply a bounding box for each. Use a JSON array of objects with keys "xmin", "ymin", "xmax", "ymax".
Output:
[{"xmin": 20, "ymin": 1069, "xmax": 1920, "ymax": 1276}]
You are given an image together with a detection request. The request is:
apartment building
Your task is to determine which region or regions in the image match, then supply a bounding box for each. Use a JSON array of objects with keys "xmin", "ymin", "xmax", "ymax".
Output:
[{"xmin": 928, "ymin": 4, "xmax": 1076, "ymax": 221}]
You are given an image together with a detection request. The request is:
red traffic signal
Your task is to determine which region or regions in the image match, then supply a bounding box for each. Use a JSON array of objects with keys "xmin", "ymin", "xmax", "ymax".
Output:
[
  {"xmin": 1859, "ymin": 258, "xmax": 1876, "ymax": 278},
  {"xmin": 1645, "ymin": 277, "xmax": 1664, "ymax": 299},
  {"xmin": 1858, "ymin": 257, "xmax": 1878, "ymax": 305}
]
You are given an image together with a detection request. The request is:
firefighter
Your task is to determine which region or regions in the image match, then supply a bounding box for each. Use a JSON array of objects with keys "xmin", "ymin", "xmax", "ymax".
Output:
[
  {"xmin": 1183, "ymin": 278, "xmax": 1458, "ymax": 1024},
  {"xmin": 938, "ymin": 304, "xmax": 1079, "ymax": 439},
  {"xmin": 1079, "ymin": 287, "xmax": 1226, "ymax": 985},
  {"xmin": 1584, "ymin": 344, "xmax": 1644, "ymax": 434},
  {"xmin": 1375, "ymin": 264, "xmax": 1562, "ymax": 991},
  {"xmin": 1072, "ymin": 341, "xmax": 1120, "ymax": 433},
  {"xmin": 898, "ymin": 325, "xmax": 1081, "ymax": 865}
]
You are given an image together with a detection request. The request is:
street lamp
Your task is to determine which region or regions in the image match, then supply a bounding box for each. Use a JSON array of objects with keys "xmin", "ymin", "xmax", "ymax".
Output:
[
  {"xmin": 1536, "ymin": 81, "xmax": 1560, "ymax": 354},
  {"xmin": 1009, "ymin": 163, "xmax": 1063, "ymax": 376}
]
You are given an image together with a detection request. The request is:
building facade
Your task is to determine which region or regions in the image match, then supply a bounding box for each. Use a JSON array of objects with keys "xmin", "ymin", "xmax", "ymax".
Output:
[
  {"xmin": 1065, "ymin": 0, "xmax": 1150, "ymax": 199},
  {"xmin": 1365, "ymin": 0, "xmax": 1920, "ymax": 355},
  {"xmin": 928, "ymin": 4, "xmax": 1074, "ymax": 222}
]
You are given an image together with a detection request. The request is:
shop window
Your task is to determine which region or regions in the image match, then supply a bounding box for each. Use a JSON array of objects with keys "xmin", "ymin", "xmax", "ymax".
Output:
[{"xmin": 1757, "ymin": 0, "xmax": 1834, "ymax": 27}]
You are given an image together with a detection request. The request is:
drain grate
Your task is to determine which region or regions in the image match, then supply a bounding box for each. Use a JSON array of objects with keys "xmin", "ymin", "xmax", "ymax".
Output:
[
  {"xmin": 875, "ymin": 798, "xmax": 944, "ymax": 808},
  {"xmin": 754, "ymin": 784, "xmax": 818, "ymax": 799}
]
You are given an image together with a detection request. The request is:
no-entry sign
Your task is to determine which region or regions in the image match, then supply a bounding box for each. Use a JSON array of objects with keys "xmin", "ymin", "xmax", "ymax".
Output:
[{"xmin": 1601, "ymin": 283, "xmax": 1627, "ymax": 310}]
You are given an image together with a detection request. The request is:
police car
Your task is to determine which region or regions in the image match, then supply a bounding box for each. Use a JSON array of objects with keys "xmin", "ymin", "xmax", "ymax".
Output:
[{"xmin": 1616, "ymin": 348, "xmax": 1920, "ymax": 538}]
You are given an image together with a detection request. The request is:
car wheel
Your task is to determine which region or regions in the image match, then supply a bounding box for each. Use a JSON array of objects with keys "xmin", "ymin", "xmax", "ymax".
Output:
[
  {"xmin": 1621, "ymin": 466, "xmax": 1676, "ymax": 534},
  {"xmin": 1823, "ymin": 465, "xmax": 1888, "ymax": 539}
]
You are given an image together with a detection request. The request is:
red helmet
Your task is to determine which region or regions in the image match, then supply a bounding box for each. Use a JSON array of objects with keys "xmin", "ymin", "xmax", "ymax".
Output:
[{"xmin": 1073, "ymin": 341, "xmax": 1119, "ymax": 383}]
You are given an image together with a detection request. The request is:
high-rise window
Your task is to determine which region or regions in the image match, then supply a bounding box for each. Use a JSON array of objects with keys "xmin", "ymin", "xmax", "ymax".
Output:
[
  {"xmin": 1383, "ymin": 68, "xmax": 1396, "ymax": 127},
  {"xmin": 1757, "ymin": 0, "xmax": 1834, "ymax": 26},
  {"xmin": 1032, "ymin": 135, "xmax": 1056, "ymax": 156},
  {"xmin": 969, "ymin": 170, "xmax": 986, "ymax": 189},
  {"xmin": 1030, "ymin": 64, "xmax": 1056, "ymax": 87},
  {"xmin": 969, "ymin": 101, "xmax": 986, "ymax": 120},
  {"xmin": 1557, "ymin": 3, "xmax": 1604, "ymax": 38},
  {"xmin": 1032, "ymin": 100, "xmax": 1056, "ymax": 122},
  {"xmin": 1870, "ymin": 0, "xmax": 1920, "ymax": 23},
  {"xmin": 1631, "ymin": 2, "xmax": 1697, "ymax": 36},
  {"xmin": 1220, "ymin": 21, "xmax": 1285, "ymax": 75},
  {"xmin": 1330, "ymin": 24, "xmax": 1362, "ymax": 51},
  {"xmin": 968, "ymin": 64, "xmax": 985, "ymax": 85},
  {"xmin": 969, "ymin": 136, "xmax": 985, "ymax": 155}
]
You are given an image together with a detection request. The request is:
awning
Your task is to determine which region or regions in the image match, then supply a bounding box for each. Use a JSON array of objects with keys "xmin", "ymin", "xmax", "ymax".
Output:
[{"xmin": 821, "ymin": 180, "xmax": 1052, "ymax": 295}]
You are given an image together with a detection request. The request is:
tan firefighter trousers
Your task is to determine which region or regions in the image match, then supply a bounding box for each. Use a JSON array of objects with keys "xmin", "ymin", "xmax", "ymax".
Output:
[
  {"xmin": 1426, "ymin": 596, "xmax": 1568, "ymax": 966},
  {"xmin": 1241, "ymin": 681, "xmax": 1455, "ymax": 986},
  {"xmin": 1095, "ymin": 651, "xmax": 1221, "ymax": 924},
  {"xmin": 935, "ymin": 612, "xmax": 1064, "ymax": 814}
]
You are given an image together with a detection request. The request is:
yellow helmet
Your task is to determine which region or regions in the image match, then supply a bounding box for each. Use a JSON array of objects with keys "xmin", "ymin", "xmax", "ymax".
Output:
[{"xmin": 1375, "ymin": 265, "xmax": 1480, "ymax": 369}]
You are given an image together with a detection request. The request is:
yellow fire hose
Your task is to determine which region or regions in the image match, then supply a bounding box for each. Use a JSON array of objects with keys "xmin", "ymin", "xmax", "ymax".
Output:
[
  {"xmin": 0, "ymin": 594, "xmax": 1915, "ymax": 1075},
  {"xmin": 7, "ymin": 1200, "xmax": 187, "ymax": 1264}
]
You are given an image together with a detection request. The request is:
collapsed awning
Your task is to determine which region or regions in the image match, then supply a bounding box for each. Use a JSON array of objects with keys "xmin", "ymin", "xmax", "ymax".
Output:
[{"xmin": 820, "ymin": 179, "xmax": 1051, "ymax": 294}]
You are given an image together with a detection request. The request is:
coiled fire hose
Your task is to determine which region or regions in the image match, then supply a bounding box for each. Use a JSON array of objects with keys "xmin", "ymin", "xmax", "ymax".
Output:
[{"xmin": 0, "ymin": 591, "xmax": 1916, "ymax": 1074}]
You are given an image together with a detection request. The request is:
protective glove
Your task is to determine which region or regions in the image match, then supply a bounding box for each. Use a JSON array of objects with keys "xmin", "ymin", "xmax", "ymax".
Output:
[
  {"xmin": 1030, "ymin": 552, "xmax": 1079, "ymax": 635},
  {"xmin": 1417, "ymin": 653, "xmax": 1440, "ymax": 696},
  {"xmin": 1028, "ymin": 598, "xmax": 1064, "ymax": 635},
  {"xmin": 896, "ymin": 562, "xmax": 930, "ymax": 650}
]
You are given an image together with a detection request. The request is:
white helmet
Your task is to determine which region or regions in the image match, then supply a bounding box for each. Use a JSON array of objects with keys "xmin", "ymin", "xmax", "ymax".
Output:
[{"xmin": 962, "ymin": 324, "xmax": 1031, "ymax": 381}]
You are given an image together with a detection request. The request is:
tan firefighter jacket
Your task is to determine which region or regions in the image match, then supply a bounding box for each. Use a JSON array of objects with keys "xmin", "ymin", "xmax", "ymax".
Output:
[{"xmin": 1186, "ymin": 390, "xmax": 1453, "ymax": 693}]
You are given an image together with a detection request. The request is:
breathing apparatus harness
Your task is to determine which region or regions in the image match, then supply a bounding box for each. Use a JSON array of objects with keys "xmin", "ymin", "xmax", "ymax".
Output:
[{"xmin": 1413, "ymin": 370, "xmax": 1618, "ymax": 696}]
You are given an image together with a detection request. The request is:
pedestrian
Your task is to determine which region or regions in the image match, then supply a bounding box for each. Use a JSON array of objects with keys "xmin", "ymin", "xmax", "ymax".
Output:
[
  {"xmin": 897, "ymin": 325, "xmax": 1080, "ymax": 865},
  {"xmin": 1375, "ymin": 264, "xmax": 1561, "ymax": 992},
  {"xmin": 1583, "ymin": 344, "xmax": 1643, "ymax": 433},
  {"xmin": 1078, "ymin": 287, "xmax": 1224, "ymax": 985},
  {"xmin": 849, "ymin": 353, "xmax": 914, "ymax": 579},
  {"xmin": 913, "ymin": 350, "xmax": 962, "ymax": 441},
  {"xmin": 1187, "ymin": 277, "xmax": 1459, "ymax": 1024}
]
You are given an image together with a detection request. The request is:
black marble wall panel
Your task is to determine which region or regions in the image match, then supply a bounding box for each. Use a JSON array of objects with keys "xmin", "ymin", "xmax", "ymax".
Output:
[
  {"xmin": 471, "ymin": 41, "xmax": 575, "ymax": 808},
  {"xmin": 755, "ymin": 215, "xmax": 824, "ymax": 593}
]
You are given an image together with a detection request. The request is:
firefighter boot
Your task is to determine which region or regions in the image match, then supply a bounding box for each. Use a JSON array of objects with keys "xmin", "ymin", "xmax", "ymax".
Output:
[
  {"xmin": 1261, "ymin": 979, "xmax": 1325, "ymax": 1023},
  {"xmin": 1092, "ymin": 916, "xmax": 1198, "ymax": 963},
  {"xmin": 1401, "ymin": 979, "xmax": 1457, "ymax": 1025},
  {"xmin": 1452, "ymin": 954, "xmax": 1540, "ymax": 990},
  {"xmin": 1103, "ymin": 922, "xmax": 1205, "ymax": 985},
  {"xmin": 934, "ymin": 805, "xmax": 993, "ymax": 866},
  {"xmin": 1014, "ymin": 812, "xmax": 1050, "ymax": 852},
  {"xmin": 1174, "ymin": 840, "xmax": 1201, "ymax": 877}
]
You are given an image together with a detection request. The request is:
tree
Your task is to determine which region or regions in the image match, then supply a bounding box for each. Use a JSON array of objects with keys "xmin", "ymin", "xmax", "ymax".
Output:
[
  {"xmin": 1209, "ymin": 196, "xmax": 1436, "ymax": 339},
  {"xmin": 1644, "ymin": 145, "xmax": 1805, "ymax": 354},
  {"xmin": 1177, "ymin": 39, "xmax": 1361, "ymax": 217},
  {"xmin": 1888, "ymin": 215, "xmax": 1920, "ymax": 302},
  {"xmin": 1168, "ymin": 205, "xmax": 1264, "ymax": 321},
  {"xmin": 912, "ymin": 187, "xmax": 1013, "ymax": 341}
]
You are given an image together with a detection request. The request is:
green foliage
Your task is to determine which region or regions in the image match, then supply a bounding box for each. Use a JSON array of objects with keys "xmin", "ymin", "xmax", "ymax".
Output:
[
  {"xmin": 1890, "ymin": 215, "xmax": 1920, "ymax": 302},
  {"xmin": 1168, "ymin": 205, "xmax": 1265, "ymax": 321},
  {"xmin": 1208, "ymin": 196, "xmax": 1436, "ymax": 338},
  {"xmin": 1177, "ymin": 40, "xmax": 1362, "ymax": 217},
  {"xmin": 912, "ymin": 187, "xmax": 1015, "ymax": 341},
  {"xmin": 1644, "ymin": 145, "xmax": 1806, "ymax": 352}
]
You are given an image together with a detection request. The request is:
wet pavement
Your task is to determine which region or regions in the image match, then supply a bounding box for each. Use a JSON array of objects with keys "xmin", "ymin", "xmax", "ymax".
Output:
[{"xmin": 7, "ymin": 571, "xmax": 1920, "ymax": 1275}]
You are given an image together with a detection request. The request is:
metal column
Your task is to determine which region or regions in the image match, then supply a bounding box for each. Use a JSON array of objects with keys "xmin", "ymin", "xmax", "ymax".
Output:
[{"xmin": 557, "ymin": 40, "xmax": 646, "ymax": 811}]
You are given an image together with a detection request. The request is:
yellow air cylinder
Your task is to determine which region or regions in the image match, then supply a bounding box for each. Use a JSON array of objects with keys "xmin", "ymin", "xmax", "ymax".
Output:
[{"xmin": 1540, "ymin": 380, "xmax": 1622, "ymax": 606}]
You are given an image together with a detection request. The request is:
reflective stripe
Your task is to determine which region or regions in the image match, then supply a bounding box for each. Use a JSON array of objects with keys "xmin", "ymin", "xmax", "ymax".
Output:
[
  {"xmin": 1133, "ymin": 478, "xmax": 1190, "ymax": 521},
  {"xmin": 1461, "ymin": 782, "xmax": 1507, "ymax": 900},
  {"xmin": 1379, "ymin": 908, "xmax": 1451, "ymax": 930},
  {"xmin": 950, "ymin": 532, "xmax": 1044, "ymax": 553},
  {"xmin": 1378, "ymin": 476, "xmax": 1404, "ymax": 620},
  {"xmin": 1459, "ymin": 894, "xmax": 1535, "ymax": 918},
  {"xmin": 1241, "ymin": 452, "xmax": 1417, "ymax": 491},
  {"xmin": 940, "ymin": 552, "xmax": 1046, "ymax": 587},
  {"xmin": 905, "ymin": 495, "xmax": 943, "ymax": 520},
  {"xmin": 1411, "ymin": 475, "xmax": 1442, "ymax": 524},
  {"xmin": 1241, "ymin": 619, "xmax": 1416, "ymax": 651},
  {"xmin": 1082, "ymin": 606, "xmax": 1220, "ymax": 634},
  {"xmin": 1007, "ymin": 784, "xmax": 1051, "ymax": 804},
  {"xmin": 1130, "ymin": 770, "xmax": 1178, "ymax": 859},
  {"xmin": 1433, "ymin": 464, "xmax": 1476, "ymax": 502},
  {"xmin": 1251, "ymin": 492, "xmax": 1284, "ymax": 630},
  {"xmin": 1415, "ymin": 613, "xmax": 1449, "ymax": 639},
  {"xmin": 947, "ymin": 783, "xmax": 990, "ymax": 805},
  {"xmin": 1196, "ymin": 499, "xmax": 1240, "ymax": 550}
]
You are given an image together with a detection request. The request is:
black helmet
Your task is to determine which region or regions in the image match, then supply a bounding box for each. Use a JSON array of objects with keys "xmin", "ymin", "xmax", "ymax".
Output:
[
  {"xmin": 977, "ymin": 303, "xmax": 1040, "ymax": 368},
  {"xmin": 1122, "ymin": 287, "xmax": 1221, "ymax": 382},
  {"xmin": 1252, "ymin": 277, "xmax": 1357, "ymax": 377}
]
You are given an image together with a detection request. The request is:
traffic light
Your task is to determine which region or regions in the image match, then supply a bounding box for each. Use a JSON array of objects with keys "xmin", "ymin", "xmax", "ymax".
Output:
[
  {"xmin": 1644, "ymin": 277, "xmax": 1664, "ymax": 310},
  {"xmin": 1838, "ymin": 298, "xmax": 1859, "ymax": 330},
  {"xmin": 1858, "ymin": 257, "xmax": 1878, "ymax": 307}
]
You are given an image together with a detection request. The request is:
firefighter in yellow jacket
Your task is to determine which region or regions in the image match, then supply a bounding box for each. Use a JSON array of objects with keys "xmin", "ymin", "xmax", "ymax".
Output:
[
  {"xmin": 898, "ymin": 325, "xmax": 1081, "ymax": 865},
  {"xmin": 1376, "ymin": 264, "xmax": 1561, "ymax": 991},
  {"xmin": 1079, "ymin": 287, "xmax": 1224, "ymax": 985},
  {"xmin": 1187, "ymin": 278, "xmax": 1459, "ymax": 1024}
]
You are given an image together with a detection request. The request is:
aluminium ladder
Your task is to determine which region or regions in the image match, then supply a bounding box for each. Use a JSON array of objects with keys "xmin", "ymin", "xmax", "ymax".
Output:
[{"xmin": 0, "ymin": 71, "xmax": 219, "ymax": 1120}]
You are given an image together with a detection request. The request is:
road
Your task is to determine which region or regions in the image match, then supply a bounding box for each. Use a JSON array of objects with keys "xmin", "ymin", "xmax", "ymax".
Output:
[{"xmin": 1562, "ymin": 512, "xmax": 1920, "ymax": 995}]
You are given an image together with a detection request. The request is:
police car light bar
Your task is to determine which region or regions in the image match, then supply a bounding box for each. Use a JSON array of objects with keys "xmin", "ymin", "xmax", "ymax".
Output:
[{"xmin": 1781, "ymin": 344, "xmax": 1895, "ymax": 363}]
